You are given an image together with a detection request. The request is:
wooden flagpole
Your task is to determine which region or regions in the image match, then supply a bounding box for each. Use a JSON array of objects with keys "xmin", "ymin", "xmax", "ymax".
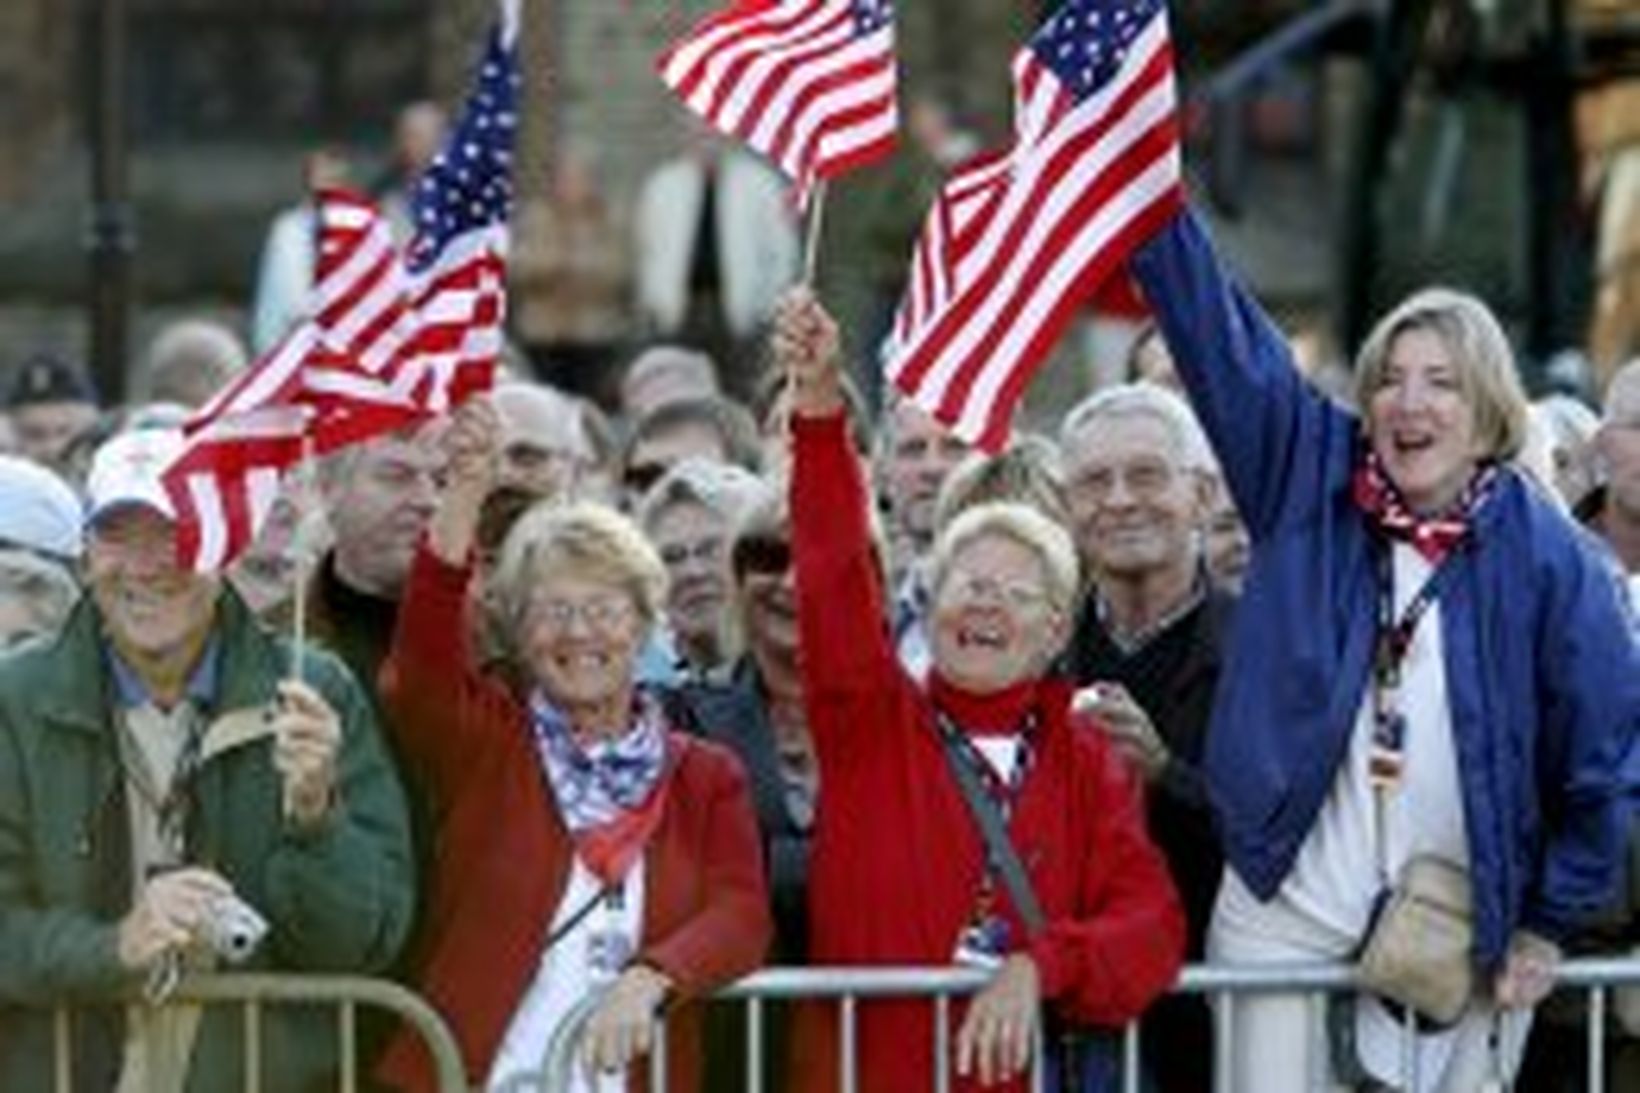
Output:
[{"xmin": 802, "ymin": 179, "xmax": 828, "ymax": 286}]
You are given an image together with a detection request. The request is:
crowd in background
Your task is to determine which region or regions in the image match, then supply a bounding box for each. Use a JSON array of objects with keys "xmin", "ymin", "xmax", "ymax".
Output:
[{"xmin": 0, "ymin": 89, "xmax": 1637, "ymax": 1093}]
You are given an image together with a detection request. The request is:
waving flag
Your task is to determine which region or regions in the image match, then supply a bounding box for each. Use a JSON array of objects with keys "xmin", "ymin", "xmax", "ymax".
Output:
[
  {"xmin": 886, "ymin": 0, "xmax": 1183, "ymax": 451},
  {"xmin": 657, "ymin": 0, "xmax": 897, "ymax": 209},
  {"xmin": 163, "ymin": 6, "xmax": 519, "ymax": 572}
]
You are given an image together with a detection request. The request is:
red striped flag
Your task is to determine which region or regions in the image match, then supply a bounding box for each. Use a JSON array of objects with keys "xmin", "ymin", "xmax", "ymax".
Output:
[
  {"xmin": 885, "ymin": 0, "xmax": 1183, "ymax": 451},
  {"xmin": 162, "ymin": 13, "xmax": 519, "ymax": 572},
  {"xmin": 657, "ymin": 0, "xmax": 897, "ymax": 209}
]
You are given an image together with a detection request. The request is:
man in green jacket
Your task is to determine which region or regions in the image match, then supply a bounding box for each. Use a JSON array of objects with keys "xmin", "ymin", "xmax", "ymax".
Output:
[{"xmin": 0, "ymin": 427, "xmax": 415, "ymax": 1091}]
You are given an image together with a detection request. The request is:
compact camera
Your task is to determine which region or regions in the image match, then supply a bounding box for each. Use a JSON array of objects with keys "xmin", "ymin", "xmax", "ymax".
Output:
[{"xmin": 200, "ymin": 894, "xmax": 269, "ymax": 964}]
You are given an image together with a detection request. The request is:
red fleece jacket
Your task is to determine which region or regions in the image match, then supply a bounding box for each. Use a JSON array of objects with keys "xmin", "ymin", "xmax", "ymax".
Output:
[{"xmin": 791, "ymin": 411, "xmax": 1185, "ymax": 1093}]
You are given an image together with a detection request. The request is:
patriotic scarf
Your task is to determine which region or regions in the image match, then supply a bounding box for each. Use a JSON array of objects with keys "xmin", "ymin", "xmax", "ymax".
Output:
[
  {"xmin": 1350, "ymin": 450, "xmax": 1500, "ymax": 564},
  {"xmin": 529, "ymin": 688, "xmax": 672, "ymax": 884}
]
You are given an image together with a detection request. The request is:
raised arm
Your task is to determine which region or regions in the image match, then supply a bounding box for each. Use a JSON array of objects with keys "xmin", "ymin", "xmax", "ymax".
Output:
[
  {"xmin": 379, "ymin": 398, "xmax": 514, "ymax": 803},
  {"xmin": 1128, "ymin": 208, "xmax": 1358, "ymax": 538},
  {"xmin": 780, "ymin": 290, "xmax": 908, "ymax": 758}
]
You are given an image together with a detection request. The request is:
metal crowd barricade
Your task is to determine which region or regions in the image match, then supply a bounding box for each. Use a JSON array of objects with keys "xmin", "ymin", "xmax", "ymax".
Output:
[
  {"xmin": 536, "ymin": 957, "xmax": 1640, "ymax": 1093},
  {"xmin": 42, "ymin": 973, "xmax": 467, "ymax": 1093}
]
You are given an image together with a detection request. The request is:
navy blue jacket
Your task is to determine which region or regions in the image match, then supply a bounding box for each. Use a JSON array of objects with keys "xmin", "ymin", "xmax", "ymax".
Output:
[{"xmin": 1130, "ymin": 210, "xmax": 1640, "ymax": 966}]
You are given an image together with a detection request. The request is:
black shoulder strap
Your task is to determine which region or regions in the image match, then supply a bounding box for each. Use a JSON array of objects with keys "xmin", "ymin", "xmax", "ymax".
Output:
[{"xmin": 933, "ymin": 715, "xmax": 1046, "ymax": 937}]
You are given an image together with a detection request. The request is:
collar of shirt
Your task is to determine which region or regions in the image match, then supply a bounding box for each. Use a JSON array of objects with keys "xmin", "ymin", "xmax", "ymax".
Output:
[
  {"xmin": 105, "ymin": 636, "xmax": 222, "ymax": 710},
  {"xmin": 1095, "ymin": 568, "xmax": 1208, "ymax": 657}
]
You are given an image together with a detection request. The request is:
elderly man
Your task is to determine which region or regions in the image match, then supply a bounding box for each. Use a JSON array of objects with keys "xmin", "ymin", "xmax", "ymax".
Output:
[
  {"xmin": 1586, "ymin": 360, "xmax": 1640, "ymax": 588},
  {"xmin": 1059, "ymin": 382, "xmax": 1232, "ymax": 1093},
  {"xmin": 142, "ymin": 320, "xmax": 248, "ymax": 409},
  {"xmin": 876, "ymin": 397, "xmax": 971, "ymax": 677},
  {"xmin": 0, "ymin": 427, "xmax": 412, "ymax": 1091},
  {"xmin": 491, "ymin": 380, "xmax": 594, "ymax": 502}
]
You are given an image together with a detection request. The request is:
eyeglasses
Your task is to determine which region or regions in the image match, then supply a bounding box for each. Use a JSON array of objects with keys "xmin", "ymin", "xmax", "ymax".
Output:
[
  {"xmin": 623, "ymin": 462, "xmax": 669, "ymax": 496},
  {"xmin": 1067, "ymin": 460, "xmax": 1178, "ymax": 503},
  {"xmin": 527, "ymin": 594, "xmax": 634, "ymax": 632},
  {"xmin": 659, "ymin": 537, "xmax": 725, "ymax": 570},
  {"xmin": 942, "ymin": 570, "xmax": 1050, "ymax": 610},
  {"xmin": 732, "ymin": 534, "xmax": 791, "ymax": 578}
]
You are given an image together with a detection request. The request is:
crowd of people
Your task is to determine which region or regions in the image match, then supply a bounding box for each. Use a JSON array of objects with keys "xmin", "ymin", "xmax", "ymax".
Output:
[{"xmin": 0, "ymin": 94, "xmax": 1638, "ymax": 1093}]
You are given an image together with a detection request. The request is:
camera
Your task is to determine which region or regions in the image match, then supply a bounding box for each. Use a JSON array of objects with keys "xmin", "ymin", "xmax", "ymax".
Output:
[{"xmin": 200, "ymin": 894, "xmax": 269, "ymax": 964}]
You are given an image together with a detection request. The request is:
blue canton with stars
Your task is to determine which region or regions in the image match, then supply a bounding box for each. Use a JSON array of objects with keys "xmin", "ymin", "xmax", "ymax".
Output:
[
  {"xmin": 408, "ymin": 27, "xmax": 520, "ymax": 274},
  {"xmin": 852, "ymin": 0, "xmax": 892, "ymax": 35},
  {"xmin": 1030, "ymin": 0, "xmax": 1162, "ymax": 101}
]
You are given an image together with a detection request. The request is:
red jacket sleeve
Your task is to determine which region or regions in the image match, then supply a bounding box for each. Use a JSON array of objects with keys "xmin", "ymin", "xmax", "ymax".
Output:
[
  {"xmin": 640, "ymin": 747, "xmax": 774, "ymax": 996},
  {"xmin": 790, "ymin": 412, "xmax": 914, "ymax": 773},
  {"xmin": 379, "ymin": 541, "xmax": 518, "ymax": 815},
  {"xmin": 1028, "ymin": 730, "xmax": 1186, "ymax": 1026}
]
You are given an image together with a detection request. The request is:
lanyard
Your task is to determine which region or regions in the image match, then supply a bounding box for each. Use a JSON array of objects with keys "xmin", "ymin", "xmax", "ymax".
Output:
[
  {"xmin": 1367, "ymin": 539, "xmax": 1466, "ymax": 793},
  {"xmin": 935, "ymin": 711, "xmax": 1037, "ymax": 916}
]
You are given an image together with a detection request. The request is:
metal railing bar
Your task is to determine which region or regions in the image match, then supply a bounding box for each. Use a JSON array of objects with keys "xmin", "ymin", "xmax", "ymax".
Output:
[
  {"xmin": 841, "ymin": 993, "xmax": 857, "ymax": 1093},
  {"xmin": 245, "ymin": 997, "xmax": 262, "ymax": 1093},
  {"xmin": 1590, "ymin": 985, "xmax": 1607, "ymax": 1093},
  {"xmin": 748, "ymin": 994, "xmax": 765, "ymax": 1093},
  {"xmin": 933, "ymin": 992, "xmax": 951, "ymax": 1093},
  {"xmin": 339, "ymin": 998, "xmax": 357, "ymax": 1093}
]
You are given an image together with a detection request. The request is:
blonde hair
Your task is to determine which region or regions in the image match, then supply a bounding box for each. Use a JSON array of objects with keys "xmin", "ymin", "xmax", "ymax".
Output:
[
  {"xmin": 1353, "ymin": 288, "xmax": 1530, "ymax": 460},
  {"xmin": 490, "ymin": 500, "xmax": 668, "ymax": 643},
  {"xmin": 930, "ymin": 501, "xmax": 1081, "ymax": 620},
  {"xmin": 934, "ymin": 433, "xmax": 1071, "ymax": 533}
]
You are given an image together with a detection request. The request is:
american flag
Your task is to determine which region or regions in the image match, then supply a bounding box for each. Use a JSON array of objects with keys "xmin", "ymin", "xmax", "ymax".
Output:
[
  {"xmin": 657, "ymin": 0, "xmax": 897, "ymax": 209},
  {"xmin": 885, "ymin": 0, "xmax": 1183, "ymax": 451},
  {"xmin": 163, "ymin": 10, "xmax": 519, "ymax": 572}
]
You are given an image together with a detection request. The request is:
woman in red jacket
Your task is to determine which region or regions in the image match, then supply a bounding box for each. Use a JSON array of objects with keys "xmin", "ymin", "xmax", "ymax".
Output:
[
  {"xmin": 778, "ymin": 289, "xmax": 1185, "ymax": 1092},
  {"xmin": 376, "ymin": 398, "xmax": 770, "ymax": 1092}
]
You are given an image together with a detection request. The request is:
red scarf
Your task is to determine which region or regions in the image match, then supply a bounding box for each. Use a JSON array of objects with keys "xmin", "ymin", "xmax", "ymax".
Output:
[{"xmin": 1350, "ymin": 450, "xmax": 1499, "ymax": 563}]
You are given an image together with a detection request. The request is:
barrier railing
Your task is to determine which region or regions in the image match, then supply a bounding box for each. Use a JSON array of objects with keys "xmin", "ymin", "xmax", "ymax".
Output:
[
  {"xmin": 37, "ymin": 973, "xmax": 467, "ymax": 1093},
  {"xmin": 536, "ymin": 958, "xmax": 1640, "ymax": 1093}
]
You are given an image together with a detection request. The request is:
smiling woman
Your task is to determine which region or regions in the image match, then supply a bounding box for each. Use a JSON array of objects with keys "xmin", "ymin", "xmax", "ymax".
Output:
[
  {"xmin": 1127, "ymin": 207, "xmax": 1640, "ymax": 1092},
  {"xmin": 775, "ymin": 288, "xmax": 1185, "ymax": 1093},
  {"xmin": 376, "ymin": 397, "xmax": 770, "ymax": 1093}
]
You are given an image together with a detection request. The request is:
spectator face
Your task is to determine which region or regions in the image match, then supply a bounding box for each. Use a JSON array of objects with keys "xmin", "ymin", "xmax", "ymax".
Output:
[
  {"xmin": 624, "ymin": 423, "xmax": 728, "ymax": 502},
  {"xmin": 13, "ymin": 400, "xmax": 98, "ymax": 469},
  {"xmin": 735, "ymin": 532, "xmax": 796, "ymax": 662},
  {"xmin": 322, "ymin": 422, "xmax": 448, "ymax": 597},
  {"xmin": 930, "ymin": 533, "xmax": 1064, "ymax": 693},
  {"xmin": 1598, "ymin": 408, "xmax": 1640, "ymax": 520},
  {"xmin": 882, "ymin": 404, "xmax": 970, "ymax": 550},
  {"xmin": 85, "ymin": 508, "xmax": 218, "ymax": 661},
  {"xmin": 229, "ymin": 493, "xmax": 309, "ymax": 615},
  {"xmin": 1063, "ymin": 414, "xmax": 1206, "ymax": 581},
  {"xmin": 1203, "ymin": 480, "xmax": 1251, "ymax": 593},
  {"xmin": 519, "ymin": 569, "xmax": 645, "ymax": 712},
  {"xmin": 1364, "ymin": 327, "xmax": 1483, "ymax": 513},
  {"xmin": 651, "ymin": 500, "xmax": 731, "ymax": 659},
  {"xmin": 0, "ymin": 553, "xmax": 77, "ymax": 648},
  {"xmin": 494, "ymin": 387, "xmax": 590, "ymax": 500}
]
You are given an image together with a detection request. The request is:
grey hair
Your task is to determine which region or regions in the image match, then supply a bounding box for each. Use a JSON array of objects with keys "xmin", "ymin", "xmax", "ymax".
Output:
[
  {"xmin": 1353, "ymin": 287, "xmax": 1530, "ymax": 460},
  {"xmin": 1058, "ymin": 382, "xmax": 1213, "ymax": 471},
  {"xmin": 637, "ymin": 457, "xmax": 771, "ymax": 533},
  {"xmin": 930, "ymin": 501, "xmax": 1081, "ymax": 620}
]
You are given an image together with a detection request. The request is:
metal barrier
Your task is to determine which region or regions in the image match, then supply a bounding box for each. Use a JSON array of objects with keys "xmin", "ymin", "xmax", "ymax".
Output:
[
  {"xmin": 535, "ymin": 958, "xmax": 1640, "ymax": 1093},
  {"xmin": 39, "ymin": 973, "xmax": 468, "ymax": 1093}
]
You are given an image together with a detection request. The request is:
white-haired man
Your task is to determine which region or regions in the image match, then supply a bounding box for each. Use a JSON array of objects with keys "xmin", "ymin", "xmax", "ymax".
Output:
[{"xmin": 1059, "ymin": 381, "xmax": 1234, "ymax": 1093}]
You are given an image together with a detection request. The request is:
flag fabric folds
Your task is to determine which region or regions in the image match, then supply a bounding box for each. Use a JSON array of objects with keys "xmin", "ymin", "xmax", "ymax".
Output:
[
  {"xmin": 657, "ymin": 0, "xmax": 897, "ymax": 209},
  {"xmin": 163, "ymin": 13, "xmax": 519, "ymax": 572},
  {"xmin": 885, "ymin": 0, "xmax": 1183, "ymax": 451}
]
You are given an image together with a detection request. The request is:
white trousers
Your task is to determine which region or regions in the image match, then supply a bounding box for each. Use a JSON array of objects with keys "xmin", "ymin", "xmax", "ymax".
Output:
[{"xmin": 1208, "ymin": 872, "xmax": 1532, "ymax": 1092}]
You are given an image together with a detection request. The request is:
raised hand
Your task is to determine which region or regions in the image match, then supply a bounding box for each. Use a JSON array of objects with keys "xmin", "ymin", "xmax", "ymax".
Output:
[
  {"xmin": 272, "ymin": 678, "xmax": 343, "ymax": 828},
  {"xmin": 430, "ymin": 395, "xmax": 501, "ymax": 564},
  {"xmin": 772, "ymin": 286, "xmax": 843, "ymax": 418}
]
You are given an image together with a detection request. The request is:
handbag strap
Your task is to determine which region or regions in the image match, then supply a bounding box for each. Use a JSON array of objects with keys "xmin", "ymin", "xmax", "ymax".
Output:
[{"xmin": 934, "ymin": 714, "xmax": 1046, "ymax": 937}]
